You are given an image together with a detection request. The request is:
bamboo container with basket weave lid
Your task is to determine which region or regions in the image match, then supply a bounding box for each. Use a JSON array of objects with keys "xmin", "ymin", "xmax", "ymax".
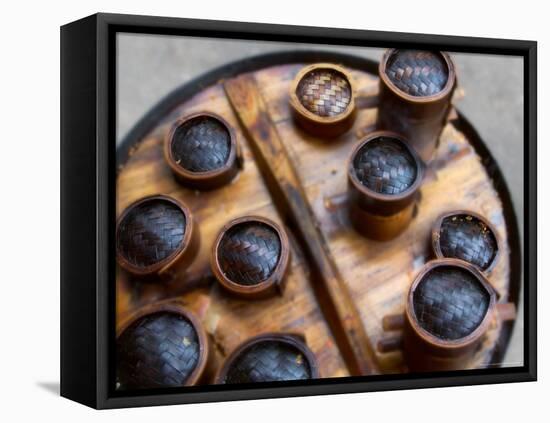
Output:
[
  {"xmin": 289, "ymin": 63, "xmax": 357, "ymax": 138},
  {"xmin": 347, "ymin": 131, "xmax": 425, "ymax": 241},
  {"xmin": 377, "ymin": 49, "xmax": 456, "ymax": 162},
  {"xmin": 116, "ymin": 300, "xmax": 211, "ymax": 390},
  {"xmin": 402, "ymin": 259, "xmax": 498, "ymax": 371},
  {"xmin": 116, "ymin": 195, "xmax": 200, "ymax": 279},
  {"xmin": 431, "ymin": 210, "xmax": 501, "ymax": 274},
  {"xmin": 215, "ymin": 333, "xmax": 319, "ymax": 384},
  {"xmin": 211, "ymin": 215, "xmax": 291, "ymax": 299},
  {"xmin": 164, "ymin": 112, "xmax": 241, "ymax": 190},
  {"xmin": 377, "ymin": 255, "xmax": 515, "ymax": 371}
]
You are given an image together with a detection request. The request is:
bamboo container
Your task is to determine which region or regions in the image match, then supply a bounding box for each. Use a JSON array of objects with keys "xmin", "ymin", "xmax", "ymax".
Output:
[
  {"xmin": 116, "ymin": 195, "xmax": 200, "ymax": 279},
  {"xmin": 347, "ymin": 131, "xmax": 425, "ymax": 241},
  {"xmin": 211, "ymin": 216, "xmax": 290, "ymax": 299},
  {"xmin": 215, "ymin": 333, "xmax": 319, "ymax": 384},
  {"xmin": 431, "ymin": 210, "xmax": 501, "ymax": 274},
  {"xmin": 377, "ymin": 49, "xmax": 456, "ymax": 162},
  {"xmin": 289, "ymin": 63, "xmax": 357, "ymax": 138},
  {"xmin": 116, "ymin": 301, "xmax": 211, "ymax": 390},
  {"xmin": 403, "ymin": 259, "xmax": 496, "ymax": 371},
  {"xmin": 164, "ymin": 112, "xmax": 241, "ymax": 190},
  {"xmin": 378, "ymin": 259, "xmax": 516, "ymax": 372}
]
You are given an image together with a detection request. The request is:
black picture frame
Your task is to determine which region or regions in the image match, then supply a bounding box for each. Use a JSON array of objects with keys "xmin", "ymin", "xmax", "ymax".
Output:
[{"xmin": 60, "ymin": 12, "xmax": 537, "ymax": 409}]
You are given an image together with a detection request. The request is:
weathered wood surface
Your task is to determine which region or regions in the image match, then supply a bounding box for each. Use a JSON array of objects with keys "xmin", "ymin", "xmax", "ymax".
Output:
[{"xmin": 116, "ymin": 62, "xmax": 511, "ymax": 380}]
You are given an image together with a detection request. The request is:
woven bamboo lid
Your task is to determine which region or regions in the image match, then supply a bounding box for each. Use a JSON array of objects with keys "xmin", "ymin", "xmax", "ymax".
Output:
[
  {"xmin": 117, "ymin": 309, "xmax": 204, "ymax": 389},
  {"xmin": 385, "ymin": 50, "xmax": 449, "ymax": 97},
  {"xmin": 117, "ymin": 197, "xmax": 185, "ymax": 269},
  {"xmin": 171, "ymin": 115, "xmax": 231, "ymax": 172},
  {"xmin": 347, "ymin": 132, "xmax": 424, "ymax": 221},
  {"xmin": 432, "ymin": 211, "xmax": 500, "ymax": 272},
  {"xmin": 412, "ymin": 264, "xmax": 491, "ymax": 341},
  {"xmin": 352, "ymin": 135, "xmax": 418, "ymax": 195},
  {"xmin": 216, "ymin": 334, "xmax": 319, "ymax": 384},
  {"xmin": 165, "ymin": 112, "xmax": 240, "ymax": 190},
  {"xmin": 218, "ymin": 221, "xmax": 280, "ymax": 285},
  {"xmin": 116, "ymin": 195, "xmax": 198, "ymax": 277}
]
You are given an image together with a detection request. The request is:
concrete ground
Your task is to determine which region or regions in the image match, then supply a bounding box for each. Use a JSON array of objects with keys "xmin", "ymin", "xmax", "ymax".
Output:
[{"xmin": 116, "ymin": 34, "xmax": 524, "ymax": 367}]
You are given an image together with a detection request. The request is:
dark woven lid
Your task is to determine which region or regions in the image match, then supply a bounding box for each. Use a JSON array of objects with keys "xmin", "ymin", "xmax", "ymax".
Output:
[
  {"xmin": 171, "ymin": 115, "xmax": 231, "ymax": 173},
  {"xmin": 117, "ymin": 312, "xmax": 200, "ymax": 390},
  {"xmin": 296, "ymin": 68, "xmax": 352, "ymax": 117},
  {"xmin": 222, "ymin": 340, "xmax": 312, "ymax": 384},
  {"xmin": 413, "ymin": 266, "xmax": 490, "ymax": 341},
  {"xmin": 217, "ymin": 221, "xmax": 281, "ymax": 286},
  {"xmin": 439, "ymin": 214, "xmax": 498, "ymax": 271},
  {"xmin": 116, "ymin": 198, "xmax": 186, "ymax": 269},
  {"xmin": 385, "ymin": 50, "xmax": 449, "ymax": 97},
  {"xmin": 352, "ymin": 136, "xmax": 418, "ymax": 195}
]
